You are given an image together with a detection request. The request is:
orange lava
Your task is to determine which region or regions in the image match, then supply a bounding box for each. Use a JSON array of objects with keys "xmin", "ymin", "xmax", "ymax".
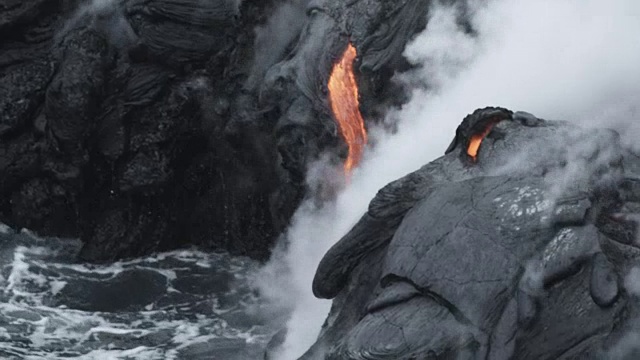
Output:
[
  {"xmin": 328, "ymin": 43, "xmax": 368, "ymax": 174},
  {"xmin": 467, "ymin": 123, "xmax": 495, "ymax": 161}
]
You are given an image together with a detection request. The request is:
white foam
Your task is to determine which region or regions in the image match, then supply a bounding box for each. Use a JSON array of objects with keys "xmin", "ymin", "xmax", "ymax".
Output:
[
  {"xmin": 50, "ymin": 280, "xmax": 67, "ymax": 296},
  {"xmin": 88, "ymin": 327, "xmax": 150, "ymax": 336},
  {"xmin": 0, "ymin": 222, "xmax": 11, "ymax": 234},
  {"xmin": 0, "ymin": 238, "xmax": 266, "ymax": 359}
]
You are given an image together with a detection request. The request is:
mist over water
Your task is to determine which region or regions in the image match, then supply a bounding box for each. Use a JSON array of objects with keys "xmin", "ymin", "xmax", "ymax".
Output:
[{"xmin": 260, "ymin": 0, "xmax": 640, "ymax": 359}]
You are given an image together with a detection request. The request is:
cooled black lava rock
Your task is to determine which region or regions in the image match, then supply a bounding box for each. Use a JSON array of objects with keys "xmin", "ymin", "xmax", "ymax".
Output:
[
  {"xmin": 0, "ymin": 59, "xmax": 55, "ymax": 137},
  {"xmin": 0, "ymin": 0, "xmax": 433, "ymax": 262},
  {"xmin": 2, "ymin": 0, "xmax": 272, "ymax": 262},
  {"xmin": 303, "ymin": 108, "xmax": 640, "ymax": 359}
]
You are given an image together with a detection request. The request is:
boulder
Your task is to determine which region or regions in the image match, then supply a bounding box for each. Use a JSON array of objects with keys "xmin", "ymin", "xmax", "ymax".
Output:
[{"xmin": 305, "ymin": 108, "xmax": 640, "ymax": 359}]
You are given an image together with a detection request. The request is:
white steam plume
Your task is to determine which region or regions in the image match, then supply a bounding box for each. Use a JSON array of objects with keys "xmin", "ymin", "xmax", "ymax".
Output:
[
  {"xmin": 625, "ymin": 267, "xmax": 640, "ymax": 298},
  {"xmin": 259, "ymin": 0, "xmax": 640, "ymax": 359}
]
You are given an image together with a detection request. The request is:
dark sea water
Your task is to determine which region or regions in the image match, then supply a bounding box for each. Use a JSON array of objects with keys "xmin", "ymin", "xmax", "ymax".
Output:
[{"xmin": 0, "ymin": 224, "xmax": 281, "ymax": 359}]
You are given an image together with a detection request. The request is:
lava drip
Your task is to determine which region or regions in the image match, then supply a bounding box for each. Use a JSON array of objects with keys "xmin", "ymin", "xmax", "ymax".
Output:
[
  {"xmin": 328, "ymin": 43, "xmax": 368, "ymax": 174},
  {"xmin": 467, "ymin": 123, "xmax": 496, "ymax": 162}
]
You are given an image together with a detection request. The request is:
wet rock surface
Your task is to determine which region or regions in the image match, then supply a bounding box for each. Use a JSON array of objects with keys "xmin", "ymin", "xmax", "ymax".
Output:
[
  {"xmin": 0, "ymin": 0, "xmax": 432, "ymax": 261},
  {"xmin": 305, "ymin": 108, "xmax": 640, "ymax": 359}
]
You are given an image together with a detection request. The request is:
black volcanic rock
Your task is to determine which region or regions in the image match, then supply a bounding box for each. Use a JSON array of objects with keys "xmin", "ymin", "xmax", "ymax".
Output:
[
  {"xmin": 304, "ymin": 108, "xmax": 640, "ymax": 359},
  {"xmin": 0, "ymin": 59, "xmax": 55, "ymax": 136},
  {"xmin": 0, "ymin": 0, "xmax": 434, "ymax": 261}
]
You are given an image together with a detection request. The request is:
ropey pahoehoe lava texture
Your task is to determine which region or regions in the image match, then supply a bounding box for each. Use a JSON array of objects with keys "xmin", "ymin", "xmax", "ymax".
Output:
[
  {"xmin": 1, "ymin": 0, "xmax": 284, "ymax": 262},
  {"xmin": 0, "ymin": 0, "xmax": 433, "ymax": 261},
  {"xmin": 304, "ymin": 108, "xmax": 640, "ymax": 359}
]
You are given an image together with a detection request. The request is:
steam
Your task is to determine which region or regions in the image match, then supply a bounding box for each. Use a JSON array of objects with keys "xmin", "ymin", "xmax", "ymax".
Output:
[
  {"xmin": 607, "ymin": 332, "xmax": 640, "ymax": 360},
  {"xmin": 625, "ymin": 267, "xmax": 640, "ymax": 297},
  {"xmin": 58, "ymin": 0, "xmax": 135, "ymax": 47},
  {"xmin": 259, "ymin": 0, "xmax": 640, "ymax": 359},
  {"xmin": 255, "ymin": 159, "xmax": 355, "ymax": 359},
  {"xmin": 519, "ymin": 260, "xmax": 544, "ymax": 296},
  {"xmin": 609, "ymin": 268, "xmax": 640, "ymax": 358}
]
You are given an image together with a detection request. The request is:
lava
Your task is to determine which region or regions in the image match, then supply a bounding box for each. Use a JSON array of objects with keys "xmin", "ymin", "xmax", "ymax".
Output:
[
  {"xmin": 467, "ymin": 123, "xmax": 495, "ymax": 161},
  {"xmin": 328, "ymin": 43, "xmax": 368, "ymax": 174}
]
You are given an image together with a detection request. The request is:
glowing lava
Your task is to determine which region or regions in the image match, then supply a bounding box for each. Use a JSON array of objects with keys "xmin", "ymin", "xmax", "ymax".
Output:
[
  {"xmin": 328, "ymin": 43, "xmax": 368, "ymax": 174},
  {"xmin": 467, "ymin": 123, "xmax": 495, "ymax": 161}
]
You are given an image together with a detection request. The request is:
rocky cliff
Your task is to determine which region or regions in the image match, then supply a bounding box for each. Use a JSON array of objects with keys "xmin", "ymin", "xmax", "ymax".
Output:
[{"xmin": 0, "ymin": 0, "xmax": 435, "ymax": 261}]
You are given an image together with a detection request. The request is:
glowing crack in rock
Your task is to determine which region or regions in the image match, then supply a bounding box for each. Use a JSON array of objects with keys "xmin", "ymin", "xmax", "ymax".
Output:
[{"xmin": 467, "ymin": 122, "xmax": 496, "ymax": 162}]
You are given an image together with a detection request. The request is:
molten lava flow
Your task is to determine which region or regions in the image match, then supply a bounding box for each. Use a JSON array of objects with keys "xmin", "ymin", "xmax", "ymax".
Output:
[
  {"xmin": 328, "ymin": 43, "xmax": 368, "ymax": 174},
  {"xmin": 467, "ymin": 123, "xmax": 495, "ymax": 161}
]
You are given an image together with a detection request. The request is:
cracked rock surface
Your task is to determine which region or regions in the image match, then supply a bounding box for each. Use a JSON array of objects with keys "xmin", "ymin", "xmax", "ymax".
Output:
[{"xmin": 305, "ymin": 108, "xmax": 640, "ymax": 359}]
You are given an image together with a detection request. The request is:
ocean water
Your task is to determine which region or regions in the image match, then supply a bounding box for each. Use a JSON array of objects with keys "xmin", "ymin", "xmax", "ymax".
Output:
[{"xmin": 0, "ymin": 225, "xmax": 280, "ymax": 360}]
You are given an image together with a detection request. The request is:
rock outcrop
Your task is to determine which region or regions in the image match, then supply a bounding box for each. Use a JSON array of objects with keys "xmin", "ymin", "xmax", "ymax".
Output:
[
  {"xmin": 304, "ymin": 108, "xmax": 640, "ymax": 359},
  {"xmin": 0, "ymin": 0, "xmax": 435, "ymax": 261},
  {"xmin": 2, "ymin": 0, "xmax": 290, "ymax": 262}
]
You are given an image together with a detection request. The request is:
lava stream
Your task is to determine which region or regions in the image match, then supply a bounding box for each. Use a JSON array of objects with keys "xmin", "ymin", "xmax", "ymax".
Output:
[
  {"xmin": 328, "ymin": 43, "xmax": 368, "ymax": 174},
  {"xmin": 467, "ymin": 123, "xmax": 495, "ymax": 162}
]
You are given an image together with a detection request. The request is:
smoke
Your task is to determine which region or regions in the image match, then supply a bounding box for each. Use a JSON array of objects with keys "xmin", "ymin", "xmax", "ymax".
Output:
[{"xmin": 258, "ymin": 0, "xmax": 640, "ymax": 359}]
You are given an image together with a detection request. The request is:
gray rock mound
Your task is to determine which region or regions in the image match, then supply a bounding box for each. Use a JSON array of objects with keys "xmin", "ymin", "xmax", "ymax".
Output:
[{"xmin": 304, "ymin": 108, "xmax": 640, "ymax": 360}]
